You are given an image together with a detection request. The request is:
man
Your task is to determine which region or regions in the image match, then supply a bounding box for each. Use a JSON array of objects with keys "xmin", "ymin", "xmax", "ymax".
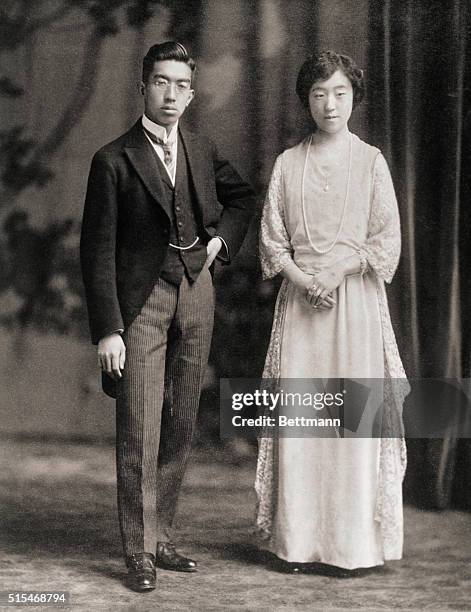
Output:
[{"xmin": 80, "ymin": 41, "xmax": 254, "ymax": 592}]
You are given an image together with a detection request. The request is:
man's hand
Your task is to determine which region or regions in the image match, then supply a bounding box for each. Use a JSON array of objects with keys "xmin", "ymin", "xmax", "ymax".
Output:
[
  {"xmin": 98, "ymin": 332, "xmax": 126, "ymax": 380},
  {"xmin": 206, "ymin": 237, "xmax": 223, "ymax": 267}
]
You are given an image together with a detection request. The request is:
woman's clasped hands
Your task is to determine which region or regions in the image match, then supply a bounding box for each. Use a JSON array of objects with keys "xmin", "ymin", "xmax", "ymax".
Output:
[{"xmin": 304, "ymin": 267, "xmax": 344, "ymax": 311}]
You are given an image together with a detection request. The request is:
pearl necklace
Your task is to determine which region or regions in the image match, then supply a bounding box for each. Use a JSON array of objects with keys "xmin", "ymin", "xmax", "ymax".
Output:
[{"xmin": 301, "ymin": 133, "xmax": 353, "ymax": 255}]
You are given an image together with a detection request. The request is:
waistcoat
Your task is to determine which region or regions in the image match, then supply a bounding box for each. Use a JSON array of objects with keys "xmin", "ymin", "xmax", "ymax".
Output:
[{"xmin": 155, "ymin": 133, "xmax": 207, "ymax": 285}]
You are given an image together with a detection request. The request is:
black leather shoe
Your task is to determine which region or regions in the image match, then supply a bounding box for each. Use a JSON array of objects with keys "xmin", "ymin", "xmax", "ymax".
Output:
[
  {"xmin": 126, "ymin": 552, "xmax": 156, "ymax": 592},
  {"xmin": 155, "ymin": 542, "xmax": 197, "ymax": 572}
]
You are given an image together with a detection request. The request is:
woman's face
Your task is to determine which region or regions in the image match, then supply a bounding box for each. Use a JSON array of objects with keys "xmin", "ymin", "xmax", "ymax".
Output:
[{"xmin": 308, "ymin": 69, "xmax": 353, "ymax": 135}]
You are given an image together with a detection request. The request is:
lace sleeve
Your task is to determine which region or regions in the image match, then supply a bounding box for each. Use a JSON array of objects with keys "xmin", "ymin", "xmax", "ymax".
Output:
[
  {"xmin": 359, "ymin": 153, "xmax": 401, "ymax": 283},
  {"xmin": 259, "ymin": 154, "xmax": 293, "ymax": 280}
]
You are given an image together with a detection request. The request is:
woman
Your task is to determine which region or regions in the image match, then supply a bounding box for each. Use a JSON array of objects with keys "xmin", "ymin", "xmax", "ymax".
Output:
[{"xmin": 255, "ymin": 51, "xmax": 407, "ymax": 572}]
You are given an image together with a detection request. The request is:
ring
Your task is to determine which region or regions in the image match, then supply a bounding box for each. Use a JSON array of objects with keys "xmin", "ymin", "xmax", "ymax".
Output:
[{"xmin": 306, "ymin": 282, "xmax": 319, "ymax": 299}]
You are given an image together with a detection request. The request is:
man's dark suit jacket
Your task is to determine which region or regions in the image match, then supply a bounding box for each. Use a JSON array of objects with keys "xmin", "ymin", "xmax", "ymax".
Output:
[{"xmin": 80, "ymin": 119, "xmax": 255, "ymax": 396}]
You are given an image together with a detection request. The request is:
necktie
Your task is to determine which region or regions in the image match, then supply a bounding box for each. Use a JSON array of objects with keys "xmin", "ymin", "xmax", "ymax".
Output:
[{"xmin": 143, "ymin": 127, "xmax": 174, "ymax": 167}]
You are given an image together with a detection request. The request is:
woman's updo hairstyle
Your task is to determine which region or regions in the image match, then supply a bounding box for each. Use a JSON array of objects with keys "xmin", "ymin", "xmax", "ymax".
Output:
[{"xmin": 295, "ymin": 50, "xmax": 365, "ymax": 109}]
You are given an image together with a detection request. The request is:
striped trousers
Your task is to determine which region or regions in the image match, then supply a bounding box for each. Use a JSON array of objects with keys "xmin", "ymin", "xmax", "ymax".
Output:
[{"xmin": 115, "ymin": 267, "xmax": 214, "ymax": 557}]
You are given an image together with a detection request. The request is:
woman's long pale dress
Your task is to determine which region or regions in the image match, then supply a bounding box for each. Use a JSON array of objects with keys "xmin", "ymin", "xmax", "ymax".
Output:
[{"xmin": 255, "ymin": 133, "xmax": 408, "ymax": 569}]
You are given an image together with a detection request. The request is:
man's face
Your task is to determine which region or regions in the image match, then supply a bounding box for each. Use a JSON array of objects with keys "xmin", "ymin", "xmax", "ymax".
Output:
[{"xmin": 142, "ymin": 60, "xmax": 194, "ymax": 128}]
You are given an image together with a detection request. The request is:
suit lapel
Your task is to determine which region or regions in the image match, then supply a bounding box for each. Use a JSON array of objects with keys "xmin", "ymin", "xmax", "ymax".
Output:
[{"xmin": 124, "ymin": 121, "xmax": 173, "ymax": 220}]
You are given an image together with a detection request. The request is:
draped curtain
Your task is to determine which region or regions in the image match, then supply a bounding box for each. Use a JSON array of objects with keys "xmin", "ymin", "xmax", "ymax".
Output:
[{"xmin": 367, "ymin": 0, "xmax": 471, "ymax": 508}]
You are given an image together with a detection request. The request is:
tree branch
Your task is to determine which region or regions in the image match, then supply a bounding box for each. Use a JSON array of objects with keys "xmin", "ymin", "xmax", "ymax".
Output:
[
  {"xmin": 36, "ymin": 25, "xmax": 104, "ymax": 160},
  {"xmin": 24, "ymin": 3, "xmax": 73, "ymax": 33},
  {"xmin": 0, "ymin": 1, "xmax": 74, "ymax": 50}
]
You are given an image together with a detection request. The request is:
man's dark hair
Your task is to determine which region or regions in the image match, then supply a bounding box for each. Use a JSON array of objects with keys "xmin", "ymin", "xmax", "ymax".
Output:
[
  {"xmin": 296, "ymin": 50, "xmax": 365, "ymax": 109},
  {"xmin": 142, "ymin": 41, "xmax": 196, "ymax": 83}
]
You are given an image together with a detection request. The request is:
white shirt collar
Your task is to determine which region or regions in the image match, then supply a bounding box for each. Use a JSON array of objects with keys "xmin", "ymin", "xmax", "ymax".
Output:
[{"xmin": 142, "ymin": 114, "xmax": 178, "ymax": 143}]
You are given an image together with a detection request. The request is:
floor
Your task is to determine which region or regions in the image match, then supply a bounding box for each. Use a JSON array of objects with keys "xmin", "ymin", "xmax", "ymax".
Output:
[{"xmin": 0, "ymin": 438, "xmax": 470, "ymax": 611}]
